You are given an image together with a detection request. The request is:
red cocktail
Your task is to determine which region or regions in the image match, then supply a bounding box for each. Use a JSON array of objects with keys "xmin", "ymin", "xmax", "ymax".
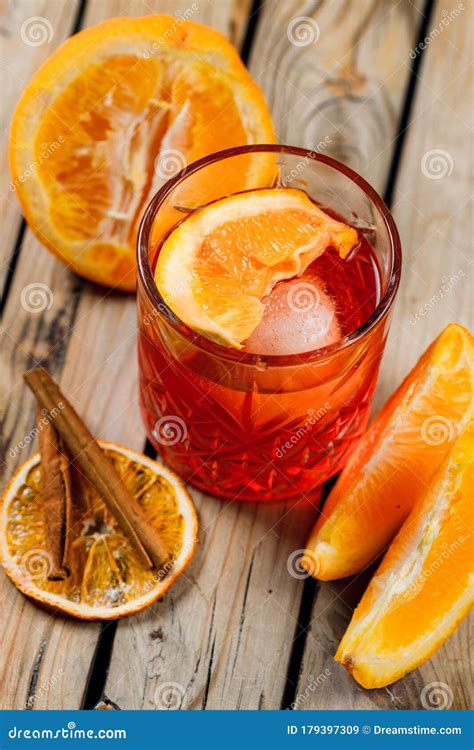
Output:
[{"xmin": 137, "ymin": 146, "xmax": 401, "ymax": 502}]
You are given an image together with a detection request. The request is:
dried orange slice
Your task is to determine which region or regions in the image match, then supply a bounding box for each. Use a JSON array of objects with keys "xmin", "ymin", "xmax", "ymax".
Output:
[
  {"xmin": 336, "ymin": 426, "xmax": 473, "ymax": 688},
  {"xmin": 302, "ymin": 324, "xmax": 473, "ymax": 580},
  {"xmin": 9, "ymin": 15, "xmax": 275, "ymax": 291},
  {"xmin": 155, "ymin": 188, "xmax": 358, "ymax": 347},
  {"xmin": 0, "ymin": 441, "xmax": 197, "ymax": 620}
]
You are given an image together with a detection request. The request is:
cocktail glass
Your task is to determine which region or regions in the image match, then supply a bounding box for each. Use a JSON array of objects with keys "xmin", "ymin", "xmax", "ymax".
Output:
[{"xmin": 137, "ymin": 145, "xmax": 401, "ymax": 502}]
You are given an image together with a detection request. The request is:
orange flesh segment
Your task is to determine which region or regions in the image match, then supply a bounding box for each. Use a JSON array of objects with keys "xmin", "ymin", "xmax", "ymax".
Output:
[
  {"xmin": 302, "ymin": 323, "xmax": 474, "ymax": 580},
  {"xmin": 336, "ymin": 426, "xmax": 474, "ymax": 688},
  {"xmin": 37, "ymin": 57, "xmax": 252, "ymax": 246},
  {"xmin": 9, "ymin": 15, "xmax": 276, "ymax": 291},
  {"xmin": 37, "ymin": 55, "xmax": 164, "ymax": 244},
  {"xmin": 155, "ymin": 188, "xmax": 359, "ymax": 347}
]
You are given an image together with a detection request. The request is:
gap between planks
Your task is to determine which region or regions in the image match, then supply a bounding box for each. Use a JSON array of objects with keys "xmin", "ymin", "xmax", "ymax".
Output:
[{"xmin": 0, "ymin": 0, "xmax": 88, "ymax": 311}]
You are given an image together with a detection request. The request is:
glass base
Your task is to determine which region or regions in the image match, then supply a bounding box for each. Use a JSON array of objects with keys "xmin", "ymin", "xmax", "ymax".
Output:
[{"xmin": 141, "ymin": 393, "xmax": 370, "ymax": 503}]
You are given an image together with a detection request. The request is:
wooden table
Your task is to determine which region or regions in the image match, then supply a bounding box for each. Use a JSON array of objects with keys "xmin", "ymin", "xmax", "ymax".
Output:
[{"xmin": 1, "ymin": 0, "xmax": 472, "ymax": 711}]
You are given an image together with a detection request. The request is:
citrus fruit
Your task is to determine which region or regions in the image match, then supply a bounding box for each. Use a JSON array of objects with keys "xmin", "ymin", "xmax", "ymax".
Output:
[
  {"xmin": 9, "ymin": 15, "xmax": 275, "ymax": 291},
  {"xmin": 336, "ymin": 426, "xmax": 473, "ymax": 688},
  {"xmin": 0, "ymin": 441, "xmax": 198, "ymax": 620},
  {"xmin": 155, "ymin": 187, "xmax": 359, "ymax": 347},
  {"xmin": 302, "ymin": 323, "xmax": 473, "ymax": 580}
]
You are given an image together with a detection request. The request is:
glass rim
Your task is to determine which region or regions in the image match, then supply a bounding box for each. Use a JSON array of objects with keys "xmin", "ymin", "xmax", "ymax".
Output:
[{"xmin": 137, "ymin": 144, "xmax": 402, "ymax": 367}]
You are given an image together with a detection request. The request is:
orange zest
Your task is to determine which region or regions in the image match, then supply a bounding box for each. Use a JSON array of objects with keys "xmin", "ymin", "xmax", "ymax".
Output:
[
  {"xmin": 0, "ymin": 441, "xmax": 198, "ymax": 620},
  {"xmin": 302, "ymin": 323, "xmax": 473, "ymax": 580},
  {"xmin": 155, "ymin": 187, "xmax": 359, "ymax": 347},
  {"xmin": 9, "ymin": 15, "xmax": 275, "ymax": 290},
  {"xmin": 336, "ymin": 426, "xmax": 473, "ymax": 688}
]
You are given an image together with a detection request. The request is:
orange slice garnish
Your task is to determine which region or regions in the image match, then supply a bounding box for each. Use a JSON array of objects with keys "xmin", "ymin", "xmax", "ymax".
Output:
[
  {"xmin": 155, "ymin": 188, "xmax": 358, "ymax": 347},
  {"xmin": 336, "ymin": 425, "xmax": 473, "ymax": 688},
  {"xmin": 0, "ymin": 441, "xmax": 197, "ymax": 620},
  {"xmin": 9, "ymin": 15, "xmax": 275, "ymax": 290},
  {"xmin": 302, "ymin": 324, "xmax": 474, "ymax": 580}
]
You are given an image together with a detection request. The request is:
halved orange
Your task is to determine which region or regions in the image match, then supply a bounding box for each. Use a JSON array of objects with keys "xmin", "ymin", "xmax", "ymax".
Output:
[
  {"xmin": 155, "ymin": 187, "xmax": 359, "ymax": 347},
  {"xmin": 302, "ymin": 324, "xmax": 473, "ymax": 580},
  {"xmin": 9, "ymin": 15, "xmax": 275, "ymax": 290},
  {"xmin": 0, "ymin": 441, "xmax": 198, "ymax": 620},
  {"xmin": 336, "ymin": 426, "xmax": 473, "ymax": 688}
]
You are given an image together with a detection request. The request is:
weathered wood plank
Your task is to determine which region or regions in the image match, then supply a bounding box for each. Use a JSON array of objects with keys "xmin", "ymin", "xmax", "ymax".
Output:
[
  {"xmin": 105, "ymin": 497, "xmax": 320, "ymax": 709},
  {"xmin": 249, "ymin": 0, "xmax": 423, "ymax": 192},
  {"xmin": 76, "ymin": 0, "xmax": 253, "ymax": 45},
  {"xmin": 0, "ymin": 244, "xmax": 100, "ymax": 711},
  {"xmin": 104, "ymin": 0, "xmax": 429, "ymax": 711},
  {"xmin": 372, "ymin": 0, "xmax": 472, "ymax": 709},
  {"xmin": 377, "ymin": 0, "xmax": 472, "ymax": 400},
  {"xmin": 100, "ymin": 0, "xmax": 319, "ymax": 712},
  {"xmin": 248, "ymin": 0, "xmax": 428, "ymax": 712},
  {"xmin": 1, "ymin": 0, "xmax": 80, "ymax": 287},
  {"xmin": 0, "ymin": 0, "xmax": 255, "ymax": 711},
  {"xmin": 3, "ymin": 0, "xmax": 469, "ymax": 714},
  {"xmin": 0, "ymin": 0, "xmax": 88, "ymax": 713},
  {"xmin": 297, "ymin": 0, "xmax": 473, "ymax": 709}
]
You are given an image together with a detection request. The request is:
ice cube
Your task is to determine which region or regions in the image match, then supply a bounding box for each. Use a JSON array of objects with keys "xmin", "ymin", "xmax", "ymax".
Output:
[{"xmin": 244, "ymin": 272, "xmax": 341, "ymax": 355}]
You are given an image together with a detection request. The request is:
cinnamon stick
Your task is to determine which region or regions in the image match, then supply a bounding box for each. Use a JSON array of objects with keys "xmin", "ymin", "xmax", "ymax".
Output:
[
  {"xmin": 37, "ymin": 406, "xmax": 72, "ymax": 580},
  {"xmin": 24, "ymin": 368, "xmax": 168, "ymax": 570}
]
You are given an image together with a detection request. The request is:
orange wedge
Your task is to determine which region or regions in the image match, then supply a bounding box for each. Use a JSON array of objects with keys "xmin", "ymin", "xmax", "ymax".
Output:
[
  {"xmin": 336, "ymin": 426, "xmax": 473, "ymax": 688},
  {"xmin": 302, "ymin": 324, "xmax": 473, "ymax": 580},
  {"xmin": 0, "ymin": 441, "xmax": 197, "ymax": 620},
  {"xmin": 9, "ymin": 15, "xmax": 275, "ymax": 290},
  {"xmin": 155, "ymin": 187, "xmax": 358, "ymax": 347}
]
